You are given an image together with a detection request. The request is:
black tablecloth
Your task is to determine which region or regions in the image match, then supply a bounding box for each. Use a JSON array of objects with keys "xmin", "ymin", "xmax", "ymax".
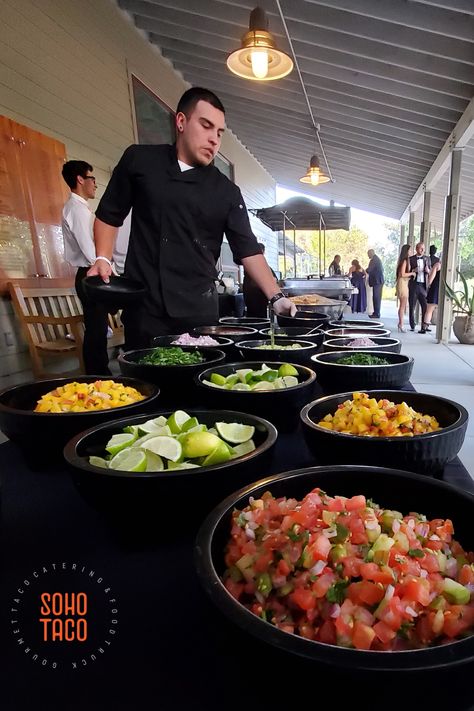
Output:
[{"xmin": 1, "ymin": 401, "xmax": 474, "ymax": 709}]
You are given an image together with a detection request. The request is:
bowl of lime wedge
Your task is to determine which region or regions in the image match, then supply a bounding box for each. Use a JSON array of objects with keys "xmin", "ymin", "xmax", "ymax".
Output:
[{"xmin": 64, "ymin": 409, "xmax": 277, "ymax": 519}]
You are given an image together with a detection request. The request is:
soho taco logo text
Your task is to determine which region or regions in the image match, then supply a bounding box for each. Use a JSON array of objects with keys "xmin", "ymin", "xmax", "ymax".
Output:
[{"xmin": 10, "ymin": 562, "xmax": 119, "ymax": 669}]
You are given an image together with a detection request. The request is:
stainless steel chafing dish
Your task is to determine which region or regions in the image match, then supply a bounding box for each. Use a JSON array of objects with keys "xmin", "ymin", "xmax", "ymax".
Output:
[{"xmin": 280, "ymin": 276, "xmax": 354, "ymax": 300}]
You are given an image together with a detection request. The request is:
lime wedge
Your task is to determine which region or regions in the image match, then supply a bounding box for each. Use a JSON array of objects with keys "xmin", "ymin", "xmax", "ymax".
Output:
[
  {"xmin": 202, "ymin": 439, "xmax": 232, "ymax": 466},
  {"xmin": 131, "ymin": 428, "xmax": 171, "ymax": 448},
  {"xmin": 138, "ymin": 419, "xmax": 171, "ymax": 435},
  {"xmin": 208, "ymin": 427, "xmax": 218, "ymax": 436},
  {"xmin": 142, "ymin": 436, "xmax": 183, "ymax": 462},
  {"xmin": 260, "ymin": 370, "xmax": 278, "ymax": 382},
  {"xmin": 167, "ymin": 462, "xmax": 201, "ymax": 470},
  {"xmin": 232, "ymin": 383, "xmax": 251, "ymax": 391},
  {"xmin": 89, "ymin": 456, "xmax": 109, "ymax": 469},
  {"xmin": 260, "ymin": 363, "xmax": 271, "ymax": 372},
  {"xmin": 153, "ymin": 416, "xmax": 167, "ymax": 427},
  {"xmin": 231, "ymin": 440, "xmax": 256, "ymax": 459},
  {"xmin": 215, "ymin": 422, "xmax": 255, "ymax": 444},
  {"xmin": 167, "ymin": 410, "xmax": 191, "ymax": 434},
  {"xmin": 181, "ymin": 416, "xmax": 200, "ymax": 432},
  {"xmin": 145, "ymin": 451, "xmax": 164, "ymax": 472},
  {"xmin": 108, "ymin": 449, "xmax": 147, "ymax": 472},
  {"xmin": 202, "ymin": 380, "xmax": 223, "ymax": 389},
  {"xmin": 184, "ymin": 424, "xmax": 208, "ymax": 433},
  {"xmin": 251, "ymin": 381, "xmax": 275, "ymax": 391},
  {"xmin": 278, "ymin": 363, "xmax": 299, "ymax": 377},
  {"xmin": 225, "ymin": 374, "xmax": 239, "ymax": 386},
  {"xmin": 123, "ymin": 425, "xmax": 140, "ymax": 436},
  {"xmin": 105, "ymin": 432, "xmax": 137, "ymax": 456},
  {"xmin": 280, "ymin": 375, "xmax": 299, "ymax": 388},
  {"xmin": 236, "ymin": 368, "xmax": 253, "ymax": 383},
  {"xmin": 182, "ymin": 431, "xmax": 221, "ymax": 458},
  {"xmin": 210, "ymin": 373, "xmax": 226, "ymax": 386}
]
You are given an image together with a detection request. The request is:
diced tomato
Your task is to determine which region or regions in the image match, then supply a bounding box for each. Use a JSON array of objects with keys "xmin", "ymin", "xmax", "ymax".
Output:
[
  {"xmin": 335, "ymin": 614, "xmax": 353, "ymax": 639},
  {"xmin": 443, "ymin": 605, "xmax": 474, "ymax": 638},
  {"xmin": 419, "ymin": 552, "xmax": 440, "ymax": 573},
  {"xmin": 401, "ymin": 577, "xmax": 431, "ymax": 607},
  {"xmin": 346, "ymin": 515, "xmax": 368, "ymax": 545},
  {"xmin": 346, "ymin": 495, "xmax": 366, "ymax": 512},
  {"xmin": 416, "ymin": 612, "xmax": 438, "ymax": 644},
  {"xmin": 291, "ymin": 588, "xmax": 316, "ymax": 611},
  {"xmin": 277, "ymin": 558, "xmax": 291, "ymax": 577},
  {"xmin": 373, "ymin": 620, "xmax": 397, "ymax": 644},
  {"xmin": 360, "ymin": 563, "xmax": 394, "ymax": 585},
  {"xmin": 342, "ymin": 556, "xmax": 362, "ymax": 578},
  {"xmin": 317, "ymin": 619, "xmax": 337, "ymax": 645},
  {"xmin": 307, "ymin": 534, "xmax": 331, "ymax": 563},
  {"xmin": 241, "ymin": 540, "xmax": 257, "ymax": 555},
  {"xmin": 348, "ymin": 581, "xmax": 385, "ymax": 606},
  {"xmin": 424, "ymin": 538, "xmax": 444, "ymax": 551},
  {"xmin": 459, "ymin": 565, "xmax": 474, "ymax": 586},
  {"xmin": 312, "ymin": 572, "xmax": 336, "ymax": 598},
  {"xmin": 224, "ymin": 578, "xmax": 244, "ymax": 601},
  {"xmin": 352, "ymin": 621, "xmax": 375, "ymax": 650},
  {"xmin": 327, "ymin": 496, "xmax": 346, "ymax": 512},
  {"xmin": 254, "ymin": 551, "xmax": 272, "ymax": 573}
]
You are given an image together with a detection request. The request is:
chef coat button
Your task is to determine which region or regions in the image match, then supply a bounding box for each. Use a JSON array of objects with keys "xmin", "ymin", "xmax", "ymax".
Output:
[{"xmin": 239, "ymin": 204, "xmax": 243, "ymax": 209}]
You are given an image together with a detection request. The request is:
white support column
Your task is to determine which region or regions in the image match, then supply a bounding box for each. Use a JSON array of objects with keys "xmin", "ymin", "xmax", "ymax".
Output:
[
  {"xmin": 400, "ymin": 223, "xmax": 406, "ymax": 248},
  {"xmin": 408, "ymin": 212, "xmax": 416, "ymax": 248},
  {"xmin": 420, "ymin": 191, "xmax": 432, "ymax": 247},
  {"xmin": 437, "ymin": 148, "xmax": 463, "ymax": 344}
]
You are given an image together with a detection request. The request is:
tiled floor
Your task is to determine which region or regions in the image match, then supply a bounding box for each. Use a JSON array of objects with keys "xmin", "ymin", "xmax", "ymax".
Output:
[{"xmin": 1, "ymin": 303, "xmax": 473, "ymax": 478}]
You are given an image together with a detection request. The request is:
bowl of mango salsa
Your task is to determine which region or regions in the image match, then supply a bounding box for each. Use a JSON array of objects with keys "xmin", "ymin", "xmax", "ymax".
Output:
[
  {"xmin": 0, "ymin": 376, "xmax": 159, "ymax": 466},
  {"xmin": 301, "ymin": 391, "xmax": 468, "ymax": 477}
]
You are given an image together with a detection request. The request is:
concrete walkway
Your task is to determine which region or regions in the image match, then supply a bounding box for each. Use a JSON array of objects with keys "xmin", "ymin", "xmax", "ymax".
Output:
[{"xmin": 350, "ymin": 300, "xmax": 474, "ymax": 478}]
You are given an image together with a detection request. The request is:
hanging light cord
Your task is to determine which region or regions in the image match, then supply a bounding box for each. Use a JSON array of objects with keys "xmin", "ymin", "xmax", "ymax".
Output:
[{"xmin": 275, "ymin": 0, "xmax": 334, "ymax": 183}]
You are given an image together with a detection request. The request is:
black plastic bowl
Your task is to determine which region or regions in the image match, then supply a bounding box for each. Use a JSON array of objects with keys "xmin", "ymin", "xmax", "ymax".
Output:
[
  {"xmin": 118, "ymin": 347, "xmax": 225, "ymax": 405},
  {"xmin": 219, "ymin": 316, "xmax": 269, "ymax": 327},
  {"xmin": 64, "ymin": 409, "xmax": 277, "ymax": 517},
  {"xmin": 328, "ymin": 318, "xmax": 384, "ymax": 330},
  {"xmin": 195, "ymin": 361, "xmax": 317, "ymax": 432},
  {"xmin": 277, "ymin": 312, "xmax": 329, "ymax": 330},
  {"xmin": 195, "ymin": 465, "xmax": 474, "ymax": 672},
  {"xmin": 323, "ymin": 337, "xmax": 401, "ymax": 354},
  {"xmin": 237, "ymin": 339, "xmax": 320, "ymax": 366},
  {"xmin": 193, "ymin": 325, "xmax": 258, "ymax": 343},
  {"xmin": 0, "ymin": 375, "xmax": 159, "ymax": 466},
  {"xmin": 152, "ymin": 334, "xmax": 234, "ymax": 359},
  {"xmin": 310, "ymin": 351, "xmax": 414, "ymax": 394},
  {"xmin": 325, "ymin": 327, "xmax": 391, "ymax": 338},
  {"xmin": 301, "ymin": 390, "xmax": 468, "ymax": 476},
  {"xmin": 258, "ymin": 327, "xmax": 324, "ymax": 348},
  {"xmin": 82, "ymin": 275, "xmax": 146, "ymax": 307}
]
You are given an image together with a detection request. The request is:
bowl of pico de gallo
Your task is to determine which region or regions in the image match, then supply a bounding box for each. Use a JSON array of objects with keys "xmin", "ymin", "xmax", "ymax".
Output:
[{"xmin": 195, "ymin": 465, "xmax": 474, "ymax": 671}]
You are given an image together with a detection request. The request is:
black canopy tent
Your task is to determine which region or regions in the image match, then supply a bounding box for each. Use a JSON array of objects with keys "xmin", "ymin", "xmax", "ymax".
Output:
[{"xmin": 250, "ymin": 197, "xmax": 351, "ymax": 278}]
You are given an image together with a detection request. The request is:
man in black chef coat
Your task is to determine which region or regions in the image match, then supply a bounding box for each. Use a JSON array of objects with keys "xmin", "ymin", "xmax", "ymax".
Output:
[{"xmin": 87, "ymin": 87, "xmax": 295, "ymax": 348}]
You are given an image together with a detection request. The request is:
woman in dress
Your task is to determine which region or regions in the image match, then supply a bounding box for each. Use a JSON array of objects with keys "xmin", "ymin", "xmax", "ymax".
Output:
[
  {"xmin": 348, "ymin": 259, "xmax": 367, "ymax": 313},
  {"xmin": 328, "ymin": 254, "xmax": 342, "ymax": 276},
  {"xmin": 425, "ymin": 246, "xmax": 441, "ymax": 331},
  {"xmin": 395, "ymin": 244, "xmax": 415, "ymax": 332}
]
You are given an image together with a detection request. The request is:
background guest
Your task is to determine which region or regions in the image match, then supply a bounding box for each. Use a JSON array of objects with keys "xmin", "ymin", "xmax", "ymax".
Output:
[
  {"xmin": 425, "ymin": 245, "xmax": 441, "ymax": 330},
  {"xmin": 328, "ymin": 254, "xmax": 342, "ymax": 276},
  {"xmin": 408, "ymin": 242, "xmax": 431, "ymax": 333},
  {"xmin": 366, "ymin": 248, "xmax": 384, "ymax": 319},
  {"xmin": 395, "ymin": 244, "xmax": 415, "ymax": 332},
  {"xmin": 348, "ymin": 259, "xmax": 367, "ymax": 313}
]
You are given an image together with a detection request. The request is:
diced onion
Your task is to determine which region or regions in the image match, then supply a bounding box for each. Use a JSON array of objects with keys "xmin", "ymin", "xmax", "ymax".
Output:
[
  {"xmin": 384, "ymin": 584, "xmax": 395, "ymax": 601},
  {"xmin": 405, "ymin": 606, "xmax": 418, "ymax": 618},
  {"xmin": 310, "ymin": 560, "xmax": 326, "ymax": 576}
]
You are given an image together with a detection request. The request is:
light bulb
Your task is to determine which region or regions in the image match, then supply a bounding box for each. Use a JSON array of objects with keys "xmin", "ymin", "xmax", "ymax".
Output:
[
  {"xmin": 310, "ymin": 171, "xmax": 319, "ymax": 186},
  {"xmin": 250, "ymin": 48, "xmax": 269, "ymax": 79}
]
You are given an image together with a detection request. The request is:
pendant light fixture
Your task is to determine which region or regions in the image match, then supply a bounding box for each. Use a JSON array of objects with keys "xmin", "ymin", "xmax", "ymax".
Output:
[
  {"xmin": 227, "ymin": 6, "xmax": 293, "ymax": 81},
  {"xmin": 299, "ymin": 154, "xmax": 330, "ymax": 186}
]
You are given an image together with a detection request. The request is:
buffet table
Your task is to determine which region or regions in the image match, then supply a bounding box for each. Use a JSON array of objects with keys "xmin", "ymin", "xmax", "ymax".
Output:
[{"xmin": 1, "ymin": 395, "xmax": 474, "ymax": 709}]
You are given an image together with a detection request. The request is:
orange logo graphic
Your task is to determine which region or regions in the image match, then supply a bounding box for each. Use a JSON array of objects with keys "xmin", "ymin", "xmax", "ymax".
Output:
[{"xmin": 39, "ymin": 593, "xmax": 88, "ymax": 642}]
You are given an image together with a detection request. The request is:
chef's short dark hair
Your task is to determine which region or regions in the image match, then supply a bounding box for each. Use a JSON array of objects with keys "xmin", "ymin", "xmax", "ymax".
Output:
[
  {"xmin": 62, "ymin": 160, "xmax": 93, "ymax": 189},
  {"xmin": 176, "ymin": 88, "xmax": 225, "ymax": 117}
]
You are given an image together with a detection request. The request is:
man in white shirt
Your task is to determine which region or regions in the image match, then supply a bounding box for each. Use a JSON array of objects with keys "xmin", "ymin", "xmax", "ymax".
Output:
[{"xmin": 61, "ymin": 160, "xmax": 111, "ymax": 374}]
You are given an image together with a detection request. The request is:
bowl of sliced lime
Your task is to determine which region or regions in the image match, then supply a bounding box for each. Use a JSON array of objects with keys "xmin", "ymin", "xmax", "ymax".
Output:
[
  {"xmin": 195, "ymin": 362, "xmax": 317, "ymax": 432},
  {"xmin": 64, "ymin": 409, "xmax": 277, "ymax": 517}
]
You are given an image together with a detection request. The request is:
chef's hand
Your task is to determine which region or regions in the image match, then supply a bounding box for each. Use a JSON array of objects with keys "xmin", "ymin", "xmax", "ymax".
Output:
[
  {"xmin": 87, "ymin": 259, "xmax": 112, "ymax": 284},
  {"xmin": 272, "ymin": 297, "xmax": 297, "ymax": 317}
]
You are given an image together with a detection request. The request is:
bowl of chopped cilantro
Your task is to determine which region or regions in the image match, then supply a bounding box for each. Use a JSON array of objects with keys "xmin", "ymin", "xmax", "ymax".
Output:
[
  {"xmin": 118, "ymin": 346, "xmax": 225, "ymax": 405},
  {"xmin": 310, "ymin": 350, "xmax": 414, "ymax": 394}
]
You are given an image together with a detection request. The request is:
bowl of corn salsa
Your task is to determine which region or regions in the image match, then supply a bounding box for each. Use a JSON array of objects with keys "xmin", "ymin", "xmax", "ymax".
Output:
[
  {"xmin": 195, "ymin": 465, "xmax": 474, "ymax": 672},
  {"xmin": 300, "ymin": 390, "xmax": 468, "ymax": 477},
  {"xmin": 0, "ymin": 376, "xmax": 159, "ymax": 466}
]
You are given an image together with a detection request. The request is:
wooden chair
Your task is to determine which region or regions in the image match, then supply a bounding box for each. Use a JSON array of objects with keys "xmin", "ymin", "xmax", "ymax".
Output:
[{"xmin": 8, "ymin": 283, "xmax": 86, "ymax": 378}]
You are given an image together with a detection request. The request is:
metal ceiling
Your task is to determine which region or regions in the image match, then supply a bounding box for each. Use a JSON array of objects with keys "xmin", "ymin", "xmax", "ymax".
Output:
[{"xmin": 117, "ymin": 0, "xmax": 474, "ymax": 220}]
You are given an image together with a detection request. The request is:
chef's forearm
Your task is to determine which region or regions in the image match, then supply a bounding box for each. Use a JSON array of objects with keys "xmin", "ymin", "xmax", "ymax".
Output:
[
  {"xmin": 241, "ymin": 254, "xmax": 280, "ymax": 299},
  {"xmin": 93, "ymin": 218, "xmax": 118, "ymax": 259}
]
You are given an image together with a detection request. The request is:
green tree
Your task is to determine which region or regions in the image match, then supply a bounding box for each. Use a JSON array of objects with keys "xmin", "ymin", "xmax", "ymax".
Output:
[
  {"xmin": 282, "ymin": 225, "xmax": 370, "ymax": 276},
  {"xmin": 458, "ymin": 215, "xmax": 474, "ymax": 279},
  {"xmin": 375, "ymin": 222, "xmax": 400, "ymax": 287}
]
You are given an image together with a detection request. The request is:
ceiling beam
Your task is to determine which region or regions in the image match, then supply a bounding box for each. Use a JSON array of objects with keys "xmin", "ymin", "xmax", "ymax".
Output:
[{"xmin": 401, "ymin": 96, "xmax": 474, "ymax": 220}]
